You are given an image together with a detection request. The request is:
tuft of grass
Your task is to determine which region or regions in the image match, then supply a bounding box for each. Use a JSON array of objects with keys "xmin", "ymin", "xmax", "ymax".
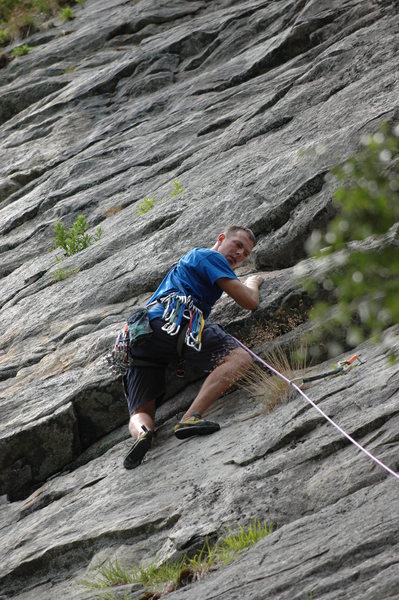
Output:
[
  {"xmin": 82, "ymin": 519, "xmax": 273, "ymax": 597},
  {"xmin": 60, "ymin": 5, "xmax": 74, "ymax": 20},
  {"xmin": 241, "ymin": 343, "xmax": 308, "ymax": 412},
  {"xmin": 137, "ymin": 196, "xmax": 154, "ymax": 216},
  {"xmin": 171, "ymin": 179, "xmax": 183, "ymax": 196},
  {"xmin": 216, "ymin": 519, "xmax": 273, "ymax": 565},
  {"xmin": 51, "ymin": 266, "xmax": 78, "ymax": 282},
  {"xmin": 137, "ymin": 179, "xmax": 185, "ymax": 217},
  {"xmin": 12, "ymin": 43, "xmax": 30, "ymax": 56}
]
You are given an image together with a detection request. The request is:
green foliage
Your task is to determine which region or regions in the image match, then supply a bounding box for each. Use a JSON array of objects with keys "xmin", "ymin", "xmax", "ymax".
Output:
[
  {"xmin": 53, "ymin": 215, "xmax": 102, "ymax": 259},
  {"xmin": 60, "ymin": 5, "xmax": 74, "ymax": 20},
  {"xmin": 12, "ymin": 43, "xmax": 30, "ymax": 55},
  {"xmin": 215, "ymin": 519, "xmax": 273, "ymax": 565},
  {"xmin": 137, "ymin": 180, "xmax": 184, "ymax": 216},
  {"xmin": 302, "ymin": 123, "xmax": 399, "ymax": 355},
  {"xmin": 137, "ymin": 196, "xmax": 154, "ymax": 215},
  {"xmin": 171, "ymin": 179, "xmax": 183, "ymax": 196},
  {"xmin": 83, "ymin": 519, "xmax": 273, "ymax": 595},
  {"xmin": 51, "ymin": 266, "xmax": 78, "ymax": 282},
  {"xmin": 0, "ymin": 29, "xmax": 11, "ymax": 46}
]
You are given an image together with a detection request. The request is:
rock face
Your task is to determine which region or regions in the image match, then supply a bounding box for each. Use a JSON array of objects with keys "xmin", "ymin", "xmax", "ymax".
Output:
[{"xmin": 0, "ymin": 0, "xmax": 398, "ymax": 598}]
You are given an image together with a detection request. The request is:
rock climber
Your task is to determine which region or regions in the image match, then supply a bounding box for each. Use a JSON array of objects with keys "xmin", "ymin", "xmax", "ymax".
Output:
[{"xmin": 123, "ymin": 225, "xmax": 263, "ymax": 469}]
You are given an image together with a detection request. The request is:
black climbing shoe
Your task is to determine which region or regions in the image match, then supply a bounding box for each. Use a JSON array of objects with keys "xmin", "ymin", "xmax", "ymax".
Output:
[
  {"xmin": 174, "ymin": 413, "xmax": 220, "ymax": 440},
  {"xmin": 123, "ymin": 427, "xmax": 153, "ymax": 469}
]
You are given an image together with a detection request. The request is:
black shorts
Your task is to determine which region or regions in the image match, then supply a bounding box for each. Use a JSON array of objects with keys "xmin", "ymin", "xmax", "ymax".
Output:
[{"xmin": 124, "ymin": 318, "xmax": 240, "ymax": 415}]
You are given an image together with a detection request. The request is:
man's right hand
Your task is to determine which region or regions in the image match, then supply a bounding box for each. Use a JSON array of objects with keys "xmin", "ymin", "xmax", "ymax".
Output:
[
  {"xmin": 217, "ymin": 275, "xmax": 264, "ymax": 311},
  {"xmin": 245, "ymin": 275, "xmax": 264, "ymax": 289}
]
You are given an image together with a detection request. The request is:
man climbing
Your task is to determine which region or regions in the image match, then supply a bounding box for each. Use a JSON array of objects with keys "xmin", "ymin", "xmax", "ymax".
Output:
[{"xmin": 123, "ymin": 225, "xmax": 263, "ymax": 469}]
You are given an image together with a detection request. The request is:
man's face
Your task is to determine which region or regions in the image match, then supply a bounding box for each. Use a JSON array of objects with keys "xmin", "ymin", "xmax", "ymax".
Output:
[{"xmin": 216, "ymin": 230, "xmax": 254, "ymax": 268}]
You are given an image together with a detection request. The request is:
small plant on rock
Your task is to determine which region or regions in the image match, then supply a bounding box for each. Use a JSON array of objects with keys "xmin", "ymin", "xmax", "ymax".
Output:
[
  {"xmin": 13, "ymin": 43, "xmax": 30, "ymax": 56},
  {"xmin": 0, "ymin": 29, "xmax": 11, "ymax": 46},
  {"xmin": 137, "ymin": 196, "xmax": 155, "ymax": 216},
  {"xmin": 54, "ymin": 214, "xmax": 102, "ymax": 259},
  {"xmin": 51, "ymin": 266, "xmax": 78, "ymax": 282},
  {"xmin": 215, "ymin": 519, "xmax": 273, "ymax": 565},
  {"xmin": 60, "ymin": 5, "xmax": 75, "ymax": 20},
  {"xmin": 171, "ymin": 179, "xmax": 183, "ymax": 196}
]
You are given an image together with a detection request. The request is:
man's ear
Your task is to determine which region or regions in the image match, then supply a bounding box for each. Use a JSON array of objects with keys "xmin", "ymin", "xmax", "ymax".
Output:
[{"xmin": 216, "ymin": 233, "xmax": 225, "ymax": 246}]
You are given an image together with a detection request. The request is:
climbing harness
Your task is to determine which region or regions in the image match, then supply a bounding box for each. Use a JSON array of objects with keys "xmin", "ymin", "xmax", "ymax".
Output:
[
  {"xmin": 159, "ymin": 292, "xmax": 205, "ymax": 351},
  {"xmin": 104, "ymin": 301, "xmax": 193, "ymax": 377},
  {"xmin": 104, "ymin": 308, "xmax": 155, "ymax": 375},
  {"xmin": 233, "ymin": 337, "xmax": 399, "ymax": 481}
]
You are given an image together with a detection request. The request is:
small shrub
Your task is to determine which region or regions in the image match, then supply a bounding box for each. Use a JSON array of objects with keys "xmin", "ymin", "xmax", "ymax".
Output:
[
  {"xmin": 60, "ymin": 5, "xmax": 75, "ymax": 20},
  {"xmin": 0, "ymin": 29, "xmax": 11, "ymax": 46},
  {"xmin": 171, "ymin": 179, "xmax": 183, "ymax": 196},
  {"xmin": 137, "ymin": 196, "xmax": 154, "ymax": 216},
  {"xmin": 13, "ymin": 43, "xmax": 30, "ymax": 56},
  {"xmin": 54, "ymin": 215, "xmax": 102, "ymax": 259}
]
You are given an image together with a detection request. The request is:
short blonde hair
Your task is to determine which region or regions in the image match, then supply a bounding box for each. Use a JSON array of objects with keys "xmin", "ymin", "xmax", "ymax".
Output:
[{"xmin": 225, "ymin": 225, "xmax": 256, "ymax": 246}]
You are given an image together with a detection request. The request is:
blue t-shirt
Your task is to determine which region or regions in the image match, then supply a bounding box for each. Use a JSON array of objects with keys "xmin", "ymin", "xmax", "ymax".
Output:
[{"xmin": 147, "ymin": 248, "xmax": 237, "ymax": 320}]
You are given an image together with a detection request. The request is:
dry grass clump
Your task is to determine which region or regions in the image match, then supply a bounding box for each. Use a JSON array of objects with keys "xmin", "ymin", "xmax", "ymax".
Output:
[
  {"xmin": 241, "ymin": 344, "xmax": 308, "ymax": 412},
  {"xmin": 0, "ymin": 0, "xmax": 83, "ymax": 49},
  {"xmin": 242, "ymin": 306, "xmax": 308, "ymax": 350},
  {"xmin": 105, "ymin": 204, "xmax": 124, "ymax": 217}
]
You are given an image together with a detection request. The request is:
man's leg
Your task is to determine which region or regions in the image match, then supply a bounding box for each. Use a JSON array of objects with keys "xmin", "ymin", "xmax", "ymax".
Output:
[
  {"xmin": 129, "ymin": 399, "xmax": 156, "ymax": 438},
  {"xmin": 183, "ymin": 347, "xmax": 252, "ymax": 419},
  {"xmin": 124, "ymin": 399, "xmax": 156, "ymax": 470}
]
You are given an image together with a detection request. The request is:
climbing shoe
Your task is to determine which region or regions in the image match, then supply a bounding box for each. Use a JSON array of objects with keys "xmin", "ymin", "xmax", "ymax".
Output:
[
  {"xmin": 123, "ymin": 427, "xmax": 153, "ymax": 470},
  {"xmin": 174, "ymin": 413, "xmax": 220, "ymax": 440}
]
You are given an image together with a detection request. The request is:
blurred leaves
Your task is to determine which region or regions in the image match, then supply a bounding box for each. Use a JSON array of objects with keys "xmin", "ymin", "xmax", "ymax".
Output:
[{"xmin": 302, "ymin": 123, "xmax": 399, "ymax": 356}]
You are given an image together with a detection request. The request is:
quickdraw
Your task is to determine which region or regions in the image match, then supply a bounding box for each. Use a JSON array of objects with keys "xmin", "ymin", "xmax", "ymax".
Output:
[
  {"xmin": 159, "ymin": 292, "xmax": 205, "ymax": 351},
  {"xmin": 292, "ymin": 353, "xmax": 364, "ymax": 384}
]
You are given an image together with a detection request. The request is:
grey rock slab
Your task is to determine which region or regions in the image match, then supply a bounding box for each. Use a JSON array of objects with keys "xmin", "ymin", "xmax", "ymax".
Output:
[
  {"xmin": 166, "ymin": 479, "xmax": 398, "ymax": 600},
  {"xmin": 0, "ymin": 0, "xmax": 399, "ymax": 596},
  {"xmin": 0, "ymin": 331, "xmax": 398, "ymax": 598}
]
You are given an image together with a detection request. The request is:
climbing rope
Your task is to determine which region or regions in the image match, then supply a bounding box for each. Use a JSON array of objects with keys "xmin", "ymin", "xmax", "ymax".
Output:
[{"xmin": 233, "ymin": 338, "xmax": 399, "ymax": 481}]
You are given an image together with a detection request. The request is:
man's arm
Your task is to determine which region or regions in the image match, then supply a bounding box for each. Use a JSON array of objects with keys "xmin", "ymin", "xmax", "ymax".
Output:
[{"xmin": 217, "ymin": 275, "xmax": 264, "ymax": 310}]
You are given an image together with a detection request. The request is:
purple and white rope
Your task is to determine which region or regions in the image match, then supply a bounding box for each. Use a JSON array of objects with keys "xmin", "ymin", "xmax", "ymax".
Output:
[{"xmin": 234, "ymin": 338, "xmax": 399, "ymax": 481}]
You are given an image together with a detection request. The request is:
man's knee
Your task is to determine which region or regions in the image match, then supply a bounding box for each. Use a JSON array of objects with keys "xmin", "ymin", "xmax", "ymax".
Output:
[{"xmin": 226, "ymin": 347, "xmax": 252, "ymax": 373}]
